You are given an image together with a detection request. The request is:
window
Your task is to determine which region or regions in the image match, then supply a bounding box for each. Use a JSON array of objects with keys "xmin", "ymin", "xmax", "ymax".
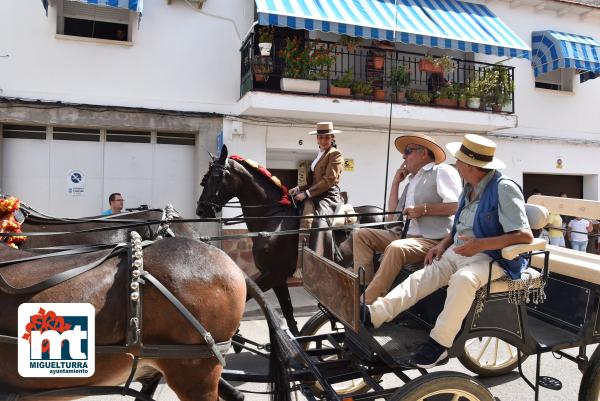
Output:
[
  {"xmin": 106, "ymin": 130, "xmax": 151, "ymax": 143},
  {"xmin": 535, "ymin": 69, "xmax": 574, "ymax": 92},
  {"xmin": 53, "ymin": 127, "xmax": 101, "ymax": 142},
  {"xmin": 157, "ymin": 133, "xmax": 196, "ymax": 146},
  {"xmin": 2, "ymin": 125, "xmax": 46, "ymax": 140},
  {"xmin": 57, "ymin": 0, "xmax": 131, "ymax": 42}
]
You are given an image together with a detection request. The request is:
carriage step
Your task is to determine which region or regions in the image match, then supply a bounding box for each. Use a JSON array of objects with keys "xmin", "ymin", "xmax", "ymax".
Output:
[{"xmin": 537, "ymin": 376, "xmax": 562, "ymax": 390}]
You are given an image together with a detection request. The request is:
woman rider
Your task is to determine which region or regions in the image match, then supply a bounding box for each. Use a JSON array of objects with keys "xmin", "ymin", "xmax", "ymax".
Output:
[{"xmin": 290, "ymin": 122, "xmax": 344, "ymax": 269}]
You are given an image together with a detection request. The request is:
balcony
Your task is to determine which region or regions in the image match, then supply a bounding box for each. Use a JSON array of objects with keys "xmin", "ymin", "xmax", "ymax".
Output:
[{"xmin": 238, "ymin": 29, "xmax": 518, "ymax": 132}]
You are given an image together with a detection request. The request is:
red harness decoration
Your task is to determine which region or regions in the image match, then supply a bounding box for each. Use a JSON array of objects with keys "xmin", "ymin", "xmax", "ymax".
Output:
[
  {"xmin": 229, "ymin": 155, "xmax": 291, "ymax": 206},
  {"xmin": 0, "ymin": 196, "xmax": 27, "ymax": 249}
]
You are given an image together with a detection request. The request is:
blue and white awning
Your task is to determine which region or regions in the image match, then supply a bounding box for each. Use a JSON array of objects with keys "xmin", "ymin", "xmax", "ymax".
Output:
[
  {"xmin": 255, "ymin": 0, "xmax": 531, "ymax": 59},
  {"xmin": 532, "ymin": 30, "xmax": 600, "ymax": 77}
]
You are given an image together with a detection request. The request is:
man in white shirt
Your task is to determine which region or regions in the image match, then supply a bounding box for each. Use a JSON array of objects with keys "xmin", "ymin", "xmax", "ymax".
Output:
[{"xmin": 353, "ymin": 133, "xmax": 463, "ymax": 304}]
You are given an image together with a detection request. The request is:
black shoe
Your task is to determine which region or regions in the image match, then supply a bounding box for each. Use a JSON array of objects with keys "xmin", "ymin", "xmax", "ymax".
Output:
[
  {"xmin": 412, "ymin": 338, "xmax": 449, "ymax": 368},
  {"xmin": 360, "ymin": 304, "xmax": 373, "ymax": 328}
]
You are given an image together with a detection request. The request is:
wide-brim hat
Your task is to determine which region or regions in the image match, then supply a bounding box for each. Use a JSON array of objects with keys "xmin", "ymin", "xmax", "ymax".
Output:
[
  {"xmin": 446, "ymin": 134, "xmax": 506, "ymax": 169},
  {"xmin": 309, "ymin": 122, "xmax": 342, "ymax": 135},
  {"xmin": 394, "ymin": 133, "xmax": 446, "ymax": 164}
]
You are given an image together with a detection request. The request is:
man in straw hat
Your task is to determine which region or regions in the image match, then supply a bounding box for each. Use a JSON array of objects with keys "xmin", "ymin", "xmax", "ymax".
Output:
[
  {"xmin": 353, "ymin": 133, "xmax": 462, "ymax": 304},
  {"xmin": 365, "ymin": 134, "xmax": 533, "ymax": 369}
]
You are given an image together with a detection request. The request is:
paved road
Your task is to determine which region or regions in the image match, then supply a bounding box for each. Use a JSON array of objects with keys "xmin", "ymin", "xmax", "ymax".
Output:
[{"xmin": 78, "ymin": 287, "xmax": 595, "ymax": 401}]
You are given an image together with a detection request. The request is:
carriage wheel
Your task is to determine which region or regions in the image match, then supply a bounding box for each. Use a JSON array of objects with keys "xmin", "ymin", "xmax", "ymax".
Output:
[
  {"xmin": 458, "ymin": 336, "xmax": 526, "ymax": 376},
  {"xmin": 388, "ymin": 371, "xmax": 495, "ymax": 401},
  {"xmin": 299, "ymin": 310, "xmax": 383, "ymax": 396},
  {"xmin": 579, "ymin": 344, "xmax": 600, "ymax": 401}
]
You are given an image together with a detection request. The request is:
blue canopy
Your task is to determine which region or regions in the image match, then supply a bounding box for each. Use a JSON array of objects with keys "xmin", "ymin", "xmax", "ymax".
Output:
[
  {"xmin": 43, "ymin": 0, "xmax": 143, "ymax": 14},
  {"xmin": 255, "ymin": 0, "xmax": 531, "ymax": 59},
  {"xmin": 532, "ymin": 31, "xmax": 600, "ymax": 77}
]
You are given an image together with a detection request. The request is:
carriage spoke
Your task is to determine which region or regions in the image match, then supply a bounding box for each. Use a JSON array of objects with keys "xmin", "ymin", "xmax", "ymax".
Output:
[
  {"xmin": 492, "ymin": 337, "xmax": 499, "ymax": 366},
  {"xmin": 451, "ymin": 394, "xmax": 461, "ymax": 401},
  {"xmin": 476, "ymin": 337, "xmax": 492, "ymax": 362},
  {"xmin": 505, "ymin": 341, "xmax": 514, "ymax": 359}
]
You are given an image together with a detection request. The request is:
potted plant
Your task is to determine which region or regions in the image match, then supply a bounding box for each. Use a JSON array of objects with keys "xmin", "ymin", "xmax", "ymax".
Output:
[
  {"xmin": 486, "ymin": 65, "xmax": 514, "ymax": 112},
  {"xmin": 252, "ymin": 55, "xmax": 273, "ymax": 82},
  {"xmin": 388, "ymin": 64, "xmax": 411, "ymax": 102},
  {"xmin": 434, "ymin": 84, "xmax": 458, "ymax": 107},
  {"xmin": 330, "ymin": 69, "xmax": 353, "ymax": 97},
  {"xmin": 339, "ymin": 35, "xmax": 363, "ymax": 52},
  {"xmin": 407, "ymin": 90, "xmax": 432, "ymax": 105},
  {"xmin": 351, "ymin": 80, "xmax": 373, "ymax": 99},
  {"xmin": 373, "ymin": 87, "xmax": 386, "ymax": 101},
  {"xmin": 258, "ymin": 26, "xmax": 274, "ymax": 56},
  {"xmin": 371, "ymin": 51, "xmax": 385, "ymax": 70},
  {"xmin": 279, "ymin": 37, "xmax": 335, "ymax": 94},
  {"xmin": 455, "ymin": 83, "xmax": 467, "ymax": 108},
  {"xmin": 418, "ymin": 55, "xmax": 455, "ymax": 75},
  {"xmin": 465, "ymin": 78, "xmax": 482, "ymax": 109}
]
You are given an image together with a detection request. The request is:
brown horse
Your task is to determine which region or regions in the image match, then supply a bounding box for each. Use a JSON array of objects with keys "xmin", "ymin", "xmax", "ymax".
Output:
[
  {"xmin": 196, "ymin": 145, "xmax": 385, "ymax": 335},
  {"xmin": 0, "ymin": 237, "xmax": 292, "ymax": 401}
]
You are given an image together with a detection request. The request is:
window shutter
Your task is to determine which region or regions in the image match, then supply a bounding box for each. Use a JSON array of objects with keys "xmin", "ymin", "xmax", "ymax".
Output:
[{"xmin": 63, "ymin": 1, "xmax": 130, "ymax": 24}]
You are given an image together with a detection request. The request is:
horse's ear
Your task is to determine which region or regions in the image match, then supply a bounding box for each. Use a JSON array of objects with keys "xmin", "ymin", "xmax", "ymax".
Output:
[
  {"xmin": 219, "ymin": 145, "xmax": 228, "ymax": 163},
  {"xmin": 207, "ymin": 150, "xmax": 216, "ymax": 162}
]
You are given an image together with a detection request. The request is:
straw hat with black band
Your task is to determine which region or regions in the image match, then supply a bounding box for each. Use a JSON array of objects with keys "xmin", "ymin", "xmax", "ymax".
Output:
[
  {"xmin": 394, "ymin": 133, "xmax": 446, "ymax": 164},
  {"xmin": 309, "ymin": 122, "xmax": 342, "ymax": 135},
  {"xmin": 446, "ymin": 134, "xmax": 506, "ymax": 170}
]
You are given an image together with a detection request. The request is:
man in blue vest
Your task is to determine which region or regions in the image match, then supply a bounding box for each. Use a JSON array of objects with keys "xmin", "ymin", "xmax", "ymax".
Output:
[{"xmin": 365, "ymin": 134, "xmax": 533, "ymax": 368}]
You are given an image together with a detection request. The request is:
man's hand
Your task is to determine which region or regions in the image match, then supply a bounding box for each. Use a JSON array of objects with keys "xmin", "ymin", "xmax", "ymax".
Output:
[
  {"xmin": 403, "ymin": 205, "xmax": 424, "ymax": 219},
  {"xmin": 392, "ymin": 163, "xmax": 408, "ymax": 185},
  {"xmin": 294, "ymin": 192, "xmax": 307, "ymax": 202},
  {"xmin": 289, "ymin": 186, "xmax": 300, "ymax": 196},
  {"xmin": 453, "ymin": 235, "xmax": 483, "ymax": 257},
  {"xmin": 424, "ymin": 245, "xmax": 444, "ymax": 265}
]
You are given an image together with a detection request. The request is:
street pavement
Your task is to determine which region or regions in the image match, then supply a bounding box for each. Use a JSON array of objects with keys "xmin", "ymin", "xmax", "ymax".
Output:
[{"xmin": 78, "ymin": 287, "xmax": 592, "ymax": 401}]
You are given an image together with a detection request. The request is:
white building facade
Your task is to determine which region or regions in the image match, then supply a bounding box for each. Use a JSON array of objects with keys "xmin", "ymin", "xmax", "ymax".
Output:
[{"xmin": 1, "ymin": 0, "xmax": 600, "ymax": 222}]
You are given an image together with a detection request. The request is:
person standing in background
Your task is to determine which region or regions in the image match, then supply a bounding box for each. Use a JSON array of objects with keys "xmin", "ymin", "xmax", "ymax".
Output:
[
  {"xmin": 568, "ymin": 217, "xmax": 592, "ymax": 252},
  {"xmin": 102, "ymin": 193, "xmax": 124, "ymax": 215}
]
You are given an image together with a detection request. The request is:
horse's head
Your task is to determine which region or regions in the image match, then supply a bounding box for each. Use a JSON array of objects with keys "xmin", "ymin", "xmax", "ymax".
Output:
[{"xmin": 197, "ymin": 145, "xmax": 238, "ymax": 217}]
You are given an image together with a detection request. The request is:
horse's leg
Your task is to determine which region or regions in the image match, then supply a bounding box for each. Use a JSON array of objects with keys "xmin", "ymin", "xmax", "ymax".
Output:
[
  {"xmin": 158, "ymin": 360, "xmax": 221, "ymax": 401},
  {"xmin": 137, "ymin": 371, "xmax": 163, "ymax": 401},
  {"xmin": 273, "ymin": 284, "xmax": 299, "ymax": 336}
]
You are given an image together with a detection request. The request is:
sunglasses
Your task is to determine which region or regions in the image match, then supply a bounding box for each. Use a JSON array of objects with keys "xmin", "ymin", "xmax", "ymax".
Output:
[{"xmin": 404, "ymin": 146, "xmax": 424, "ymax": 155}]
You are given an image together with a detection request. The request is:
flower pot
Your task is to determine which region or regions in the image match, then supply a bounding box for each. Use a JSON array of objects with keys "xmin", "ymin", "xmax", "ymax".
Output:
[
  {"xmin": 280, "ymin": 78, "xmax": 321, "ymax": 94},
  {"xmin": 354, "ymin": 92, "xmax": 365, "ymax": 99},
  {"xmin": 254, "ymin": 74, "xmax": 268, "ymax": 82},
  {"xmin": 329, "ymin": 85, "xmax": 351, "ymax": 97},
  {"xmin": 458, "ymin": 99, "xmax": 467, "ymax": 108},
  {"xmin": 418, "ymin": 59, "xmax": 444, "ymax": 74},
  {"xmin": 259, "ymin": 42, "xmax": 272, "ymax": 56},
  {"xmin": 373, "ymin": 89, "xmax": 386, "ymax": 101},
  {"xmin": 467, "ymin": 97, "xmax": 481, "ymax": 109},
  {"xmin": 491, "ymin": 104, "xmax": 503, "ymax": 112},
  {"xmin": 396, "ymin": 91, "xmax": 406, "ymax": 103},
  {"xmin": 372, "ymin": 56, "xmax": 385, "ymax": 70},
  {"xmin": 434, "ymin": 98, "xmax": 458, "ymax": 107}
]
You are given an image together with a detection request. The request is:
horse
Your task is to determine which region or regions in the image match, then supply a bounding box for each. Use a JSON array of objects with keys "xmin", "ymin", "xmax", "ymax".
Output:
[
  {"xmin": 196, "ymin": 145, "xmax": 385, "ymax": 335},
  {"xmin": 0, "ymin": 237, "xmax": 292, "ymax": 401}
]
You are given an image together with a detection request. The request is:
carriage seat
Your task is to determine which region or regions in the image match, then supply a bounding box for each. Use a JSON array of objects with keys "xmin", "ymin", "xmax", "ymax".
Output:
[{"xmin": 531, "ymin": 245, "xmax": 600, "ymax": 286}]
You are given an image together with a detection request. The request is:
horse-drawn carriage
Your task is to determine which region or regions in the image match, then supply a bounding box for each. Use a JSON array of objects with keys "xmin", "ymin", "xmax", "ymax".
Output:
[{"xmin": 219, "ymin": 195, "xmax": 600, "ymax": 401}]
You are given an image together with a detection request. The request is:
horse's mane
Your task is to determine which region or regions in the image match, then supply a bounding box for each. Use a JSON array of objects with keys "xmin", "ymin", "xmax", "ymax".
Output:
[{"xmin": 229, "ymin": 155, "xmax": 291, "ymax": 206}]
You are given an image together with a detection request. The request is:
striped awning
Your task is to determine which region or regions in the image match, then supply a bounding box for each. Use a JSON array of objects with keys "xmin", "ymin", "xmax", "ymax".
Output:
[
  {"xmin": 255, "ymin": 0, "xmax": 531, "ymax": 59},
  {"xmin": 68, "ymin": 0, "xmax": 143, "ymax": 12},
  {"xmin": 532, "ymin": 31, "xmax": 600, "ymax": 77}
]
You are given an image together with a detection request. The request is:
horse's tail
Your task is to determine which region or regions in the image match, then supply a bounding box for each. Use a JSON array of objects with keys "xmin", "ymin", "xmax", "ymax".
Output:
[{"xmin": 244, "ymin": 274, "xmax": 298, "ymax": 401}]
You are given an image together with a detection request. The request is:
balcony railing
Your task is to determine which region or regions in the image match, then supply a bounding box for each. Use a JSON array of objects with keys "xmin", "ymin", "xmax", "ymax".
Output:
[{"xmin": 241, "ymin": 29, "xmax": 516, "ymax": 114}]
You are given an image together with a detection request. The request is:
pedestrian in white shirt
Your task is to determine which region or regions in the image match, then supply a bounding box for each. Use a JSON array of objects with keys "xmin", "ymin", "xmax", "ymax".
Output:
[{"xmin": 568, "ymin": 217, "xmax": 592, "ymax": 252}]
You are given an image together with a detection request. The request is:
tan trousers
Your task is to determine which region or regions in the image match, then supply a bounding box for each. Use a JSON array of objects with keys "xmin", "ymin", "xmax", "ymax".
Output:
[
  {"xmin": 364, "ymin": 237, "xmax": 439, "ymax": 304},
  {"xmin": 353, "ymin": 228, "xmax": 401, "ymax": 283},
  {"xmin": 295, "ymin": 200, "xmax": 315, "ymax": 273},
  {"xmin": 368, "ymin": 246, "xmax": 506, "ymax": 348}
]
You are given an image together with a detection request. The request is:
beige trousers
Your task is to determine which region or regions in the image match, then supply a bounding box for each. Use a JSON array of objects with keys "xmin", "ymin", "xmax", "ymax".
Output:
[
  {"xmin": 368, "ymin": 246, "xmax": 506, "ymax": 348},
  {"xmin": 352, "ymin": 228, "xmax": 401, "ymax": 283},
  {"xmin": 364, "ymin": 237, "xmax": 439, "ymax": 304}
]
